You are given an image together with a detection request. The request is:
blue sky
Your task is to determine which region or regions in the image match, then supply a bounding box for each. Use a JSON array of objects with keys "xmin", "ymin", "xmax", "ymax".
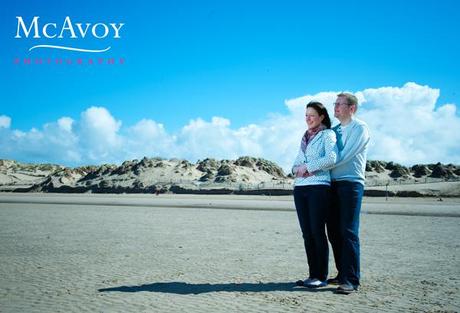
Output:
[{"xmin": 1, "ymin": 0, "xmax": 460, "ymax": 167}]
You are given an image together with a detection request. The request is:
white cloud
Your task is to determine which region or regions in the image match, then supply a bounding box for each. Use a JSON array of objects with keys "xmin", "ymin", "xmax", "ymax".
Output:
[
  {"xmin": 0, "ymin": 115, "xmax": 11, "ymax": 128},
  {"xmin": 79, "ymin": 106, "xmax": 121, "ymax": 145},
  {"xmin": 177, "ymin": 117, "xmax": 240, "ymax": 160},
  {"xmin": 57, "ymin": 117, "xmax": 74, "ymax": 132},
  {"xmin": 0, "ymin": 116, "xmax": 80, "ymax": 164},
  {"xmin": 357, "ymin": 82, "xmax": 460, "ymax": 164},
  {"xmin": 124, "ymin": 119, "xmax": 175, "ymax": 160},
  {"xmin": 78, "ymin": 106, "xmax": 122, "ymax": 163},
  {"xmin": 0, "ymin": 82, "xmax": 459, "ymax": 170}
]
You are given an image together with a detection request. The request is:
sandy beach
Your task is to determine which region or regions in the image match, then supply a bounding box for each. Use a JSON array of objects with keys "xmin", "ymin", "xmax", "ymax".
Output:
[{"xmin": 0, "ymin": 193, "xmax": 459, "ymax": 312}]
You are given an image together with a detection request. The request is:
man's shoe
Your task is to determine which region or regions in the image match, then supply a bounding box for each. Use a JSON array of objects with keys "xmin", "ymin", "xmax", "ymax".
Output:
[
  {"xmin": 326, "ymin": 276, "xmax": 340, "ymax": 285},
  {"xmin": 335, "ymin": 283, "xmax": 358, "ymax": 295},
  {"xmin": 304, "ymin": 279, "xmax": 327, "ymax": 288}
]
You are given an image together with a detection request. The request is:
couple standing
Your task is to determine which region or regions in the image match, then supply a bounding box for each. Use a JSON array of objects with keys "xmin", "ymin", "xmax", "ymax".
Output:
[{"xmin": 292, "ymin": 93, "xmax": 370, "ymax": 294}]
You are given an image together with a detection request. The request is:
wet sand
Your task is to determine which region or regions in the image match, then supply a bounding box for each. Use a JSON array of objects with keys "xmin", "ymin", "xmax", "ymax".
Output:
[{"xmin": 0, "ymin": 194, "xmax": 459, "ymax": 312}]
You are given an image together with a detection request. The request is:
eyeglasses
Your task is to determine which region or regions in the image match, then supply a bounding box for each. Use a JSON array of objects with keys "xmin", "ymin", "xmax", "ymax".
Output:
[{"xmin": 334, "ymin": 102, "xmax": 349, "ymax": 107}]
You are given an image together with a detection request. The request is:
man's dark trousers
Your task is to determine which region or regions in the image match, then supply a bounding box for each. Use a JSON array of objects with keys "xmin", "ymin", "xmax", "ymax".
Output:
[{"xmin": 327, "ymin": 180, "xmax": 364, "ymax": 287}]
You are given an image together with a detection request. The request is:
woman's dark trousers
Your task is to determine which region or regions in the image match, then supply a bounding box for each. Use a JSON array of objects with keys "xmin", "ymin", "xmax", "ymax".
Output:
[{"xmin": 294, "ymin": 185, "xmax": 330, "ymax": 281}]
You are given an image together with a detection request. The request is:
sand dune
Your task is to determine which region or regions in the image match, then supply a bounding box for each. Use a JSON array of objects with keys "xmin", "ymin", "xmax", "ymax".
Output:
[{"xmin": 1, "ymin": 158, "xmax": 459, "ymax": 197}]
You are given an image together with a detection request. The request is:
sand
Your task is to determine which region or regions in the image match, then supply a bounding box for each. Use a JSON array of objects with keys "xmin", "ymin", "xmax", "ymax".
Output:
[
  {"xmin": 367, "ymin": 181, "xmax": 460, "ymax": 197},
  {"xmin": 0, "ymin": 194, "xmax": 459, "ymax": 312}
]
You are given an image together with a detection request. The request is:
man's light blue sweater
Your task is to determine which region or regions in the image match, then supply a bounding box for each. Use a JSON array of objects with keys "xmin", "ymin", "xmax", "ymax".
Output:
[{"xmin": 331, "ymin": 117, "xmax": 370, "ymax": 186}]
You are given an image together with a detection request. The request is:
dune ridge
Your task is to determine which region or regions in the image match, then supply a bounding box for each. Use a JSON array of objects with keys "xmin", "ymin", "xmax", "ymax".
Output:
[{"xmin": 0, "ymin": 157, "xmax": 459, "ymax": 197}]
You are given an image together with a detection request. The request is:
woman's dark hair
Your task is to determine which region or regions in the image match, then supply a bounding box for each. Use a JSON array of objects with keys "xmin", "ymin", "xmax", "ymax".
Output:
[{"xmin": 306, "ymin": 101, "xmax": 331, "ymax": 129}]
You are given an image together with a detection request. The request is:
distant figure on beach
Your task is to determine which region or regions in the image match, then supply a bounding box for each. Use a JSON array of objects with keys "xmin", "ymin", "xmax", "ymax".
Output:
[
  {"xmin": 326, "ymin": 93, "xmax": 370, "ymax": 294},
  {"xmin": 291, "ymin": 101, "xmax": 337, "ymax": 288}
]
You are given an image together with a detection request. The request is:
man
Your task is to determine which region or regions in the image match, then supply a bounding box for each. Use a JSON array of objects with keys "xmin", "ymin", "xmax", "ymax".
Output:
[{"xmin": 327, "ymin": 93, "xmax": 370, "ymax": 294}]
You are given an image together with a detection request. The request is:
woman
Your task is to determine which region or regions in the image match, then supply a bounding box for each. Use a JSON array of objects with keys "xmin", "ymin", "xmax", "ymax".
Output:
[{"xmin": 292, "ymin": 101, "xmax": 337, "ymax": 288}]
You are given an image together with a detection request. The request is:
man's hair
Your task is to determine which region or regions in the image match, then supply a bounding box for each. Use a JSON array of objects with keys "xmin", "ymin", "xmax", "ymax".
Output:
[{"xmin": 337, "ymin": 92, "xmax": 358, "ymax": 111}]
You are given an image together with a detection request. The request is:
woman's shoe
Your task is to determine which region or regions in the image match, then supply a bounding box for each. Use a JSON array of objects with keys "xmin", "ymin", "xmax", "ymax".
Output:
[
  {"xmin": 295, "ymin": 278, "xmax": 314, "ymax": 286},
  {"xmin": 304, "ymin": 279, "xmax": 327, "ymax": 288}
]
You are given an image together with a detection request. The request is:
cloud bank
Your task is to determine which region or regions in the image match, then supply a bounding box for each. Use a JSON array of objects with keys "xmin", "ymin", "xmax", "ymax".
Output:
[{"xmin": 1, "ymin": 82, "xmax": 459, "ymax": 171}]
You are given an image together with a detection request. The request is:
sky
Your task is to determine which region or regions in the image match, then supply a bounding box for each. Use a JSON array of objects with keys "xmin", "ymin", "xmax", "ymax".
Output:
[{"xmin": 1, "ymin": 0, "xmax": 459, "ymax": 170}]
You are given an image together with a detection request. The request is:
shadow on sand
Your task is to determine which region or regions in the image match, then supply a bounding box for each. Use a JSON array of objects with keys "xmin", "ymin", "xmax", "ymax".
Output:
[{"xmin": 98, "ymin": 281, "xmax": 336, "ymax": 294}]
